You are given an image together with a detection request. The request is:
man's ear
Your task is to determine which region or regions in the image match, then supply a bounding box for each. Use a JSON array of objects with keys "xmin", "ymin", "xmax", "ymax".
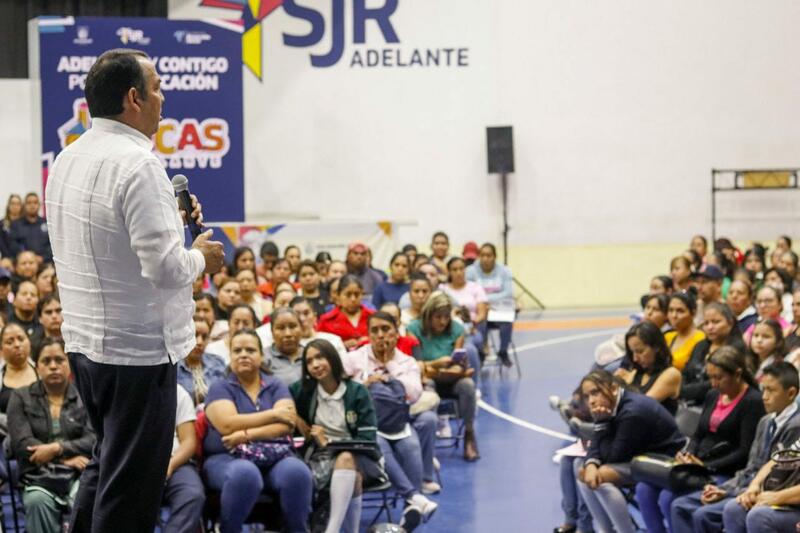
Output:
[{"xmin": 123, "ymin": 87, "xmax": 140, "ymax": 112}]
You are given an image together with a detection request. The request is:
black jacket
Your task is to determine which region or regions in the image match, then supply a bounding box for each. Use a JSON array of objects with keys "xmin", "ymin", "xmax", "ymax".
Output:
[
  {"xmin": 9, "ymin": 216, "xmax": 52, "ymax": 262},
  {"xmin": 585, "ymin": 390, "xmax": 685, "ymax": 466},
  {"xmin": 688, "ymin": 386, "xmax": 765, "ymax": 475},
  {"xmin": 680, "ymin": 336, "xmax": 747, "ymax": 405},
  {"xmin": 8, "ymin": 381, "xmax": 95, "ymax": 478}
]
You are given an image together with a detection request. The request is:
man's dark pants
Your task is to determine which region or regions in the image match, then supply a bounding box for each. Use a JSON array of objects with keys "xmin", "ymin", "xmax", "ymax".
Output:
[{"xmin": 68, "ymin": 353, "xmax": 177, "ymax": 533}]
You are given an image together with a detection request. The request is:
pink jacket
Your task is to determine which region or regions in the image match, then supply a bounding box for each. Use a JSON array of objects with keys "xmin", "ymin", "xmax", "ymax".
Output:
[{"xmin": 343, "ymin": 344, "xmax": 423, "ymax": 403}]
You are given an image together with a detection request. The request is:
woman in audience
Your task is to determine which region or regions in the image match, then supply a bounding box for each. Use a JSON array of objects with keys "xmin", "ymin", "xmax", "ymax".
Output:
[
  {"xmin": 233, "ymin": 246, "xmax": 257, "ymax": 276},
  {"xmin": 635, "ymin": 346, "xmax": 764, "ymax": 533},
  {"xmin": 203, "ymin": 329, "xmax": 313, "ymax": 533},
  {"xmin": 215, "ymin": 278, "xmax": 242, "ymax": 321},
  {"xmin": 266, "ymin": 308, "xmax": 305, "ymax": 386},
  {"xmin": 258, "ymin": 259, "xmax": 295, "ymax": 298},
  {"xmin": 372, "ymin": 252, "xmax": 411, "ymax": 309},
  {"xmin": 443, "ymin": 256, "xmax": 489, "ymax": 342},
  {"xmin": 402, "ymin": 244, "xmax": 418, "ymax": 267},
  {"xmin": 785, "ymin": 288, "xmax": 800, "ymax": 353},
  {"xmin": 743, "ymin": 285, "xmax": 790, "ymax": 342},
  {"xmin": 236, "ymin": 267, "xmax": 270, "ymax": 322},
  {"xmin": 763, "ymin": 267, "xmax": 795, "ymax": 321},
  {"xmin": 412, "ymin": 254, "xmax": 430, "ymax": 272},
  {"xmin": 177, "ymin": 318, "xmax": 226, "ymax": 406},
  {"xmin": 35, "ymin": 262, "xmax": 56, "ymax": 299},
  {"xmin": 690, "ymin": 235, "xmax": 708, "ymax": 261},
  {"xmin": 643, "ymin": 294, "xmax": 670, "ymax": 331},
  {"xmin": 13, "ymin": 250, "xmax": 39, "ymax": 285},
  {"xmin": 297, "ymin": 260, "xmax": 330, "ymax": 318},
  {"xmin": 194, "ymin": 293, "xmax": 228, "ymax": 342},
  {"xmin": 163, "ymin": 385, "xmax": 205, "ymax": 532},
  {"xmin": 3, "ymin": 194, "xmax": 22, "ymax": 230},
  {"xmin": 207, "ymin": 303, "xmax": 259, "ymax": 363},
  {"xmin": 343, "ymin": 312, "xmax": 439, "ymax": 519},
  {"xmin": 681, "ymin": 302, "xmax": 746, "ymax": 405},
  {"xmin": 575, "ymin": 370, "xmax": 685, "ymax": 533},
  {"xmin": 327, "ymin": 260, "xmax": 348, "ymax": 283},
  {"xmin": 743, "ymin": 249, "xmax": 765, "ymax": 280},
  {"xmin": 614, "ymin": 322, "xmax": 681, "ymax": 414},
  {"xmin": 290, "ymin": 297, "xmax": 347, "ymax": 357},
  {"xmin": 381, "ymin": 302, "xmax": 421, "ymax": 355},
  {"xmin": 315, "ymin": 251, "xmax": 333, "ymax": 280},
  {"xmin": 685, "ymin": 249, "xmax": 703, "ymax": 274},
  {"xmin": 649, "ymin": 275, "xmax": 674, "ymax": 296},
  {"xmin": 664, "ymin": 292, "xmax": 706, "ymax": 371},
  {"xmin": 749, "ymin": 318, "xmax": 787, "ymax": 380},
  {"xmin": 467, "ymin": 242, "xmax": 515, "ymax": 366},
  {"xmin": 407, "ymin": 291, "xmax": 480, "ymax": 461},
  {"xmin": 284, "ymin": 245, "xmax": 302, "ymax": 278},
  {"xmin": 401, "ymin": 274, "xmax": 432, "ymax": 330},
  {"xmin": 726, "ymin": 279, "xmax": 757, "ymax": 333},
  {"xmin": 8, "ymin": 337, "xmax": 95, "ymax": 533},
  {"xmin": 290, "ymin": 339, "xmax": 389, "ymax": 533},
  {"xmin": 670, "ymin": 256, "xmax": 693, "ymax": 293},
  {"xmin": 430, "ymin": 232, "xmax": 451, "ymax": 281},
  {"xmin": 318, "ymin": 275, "xmax": 373, "ymax": 351}
]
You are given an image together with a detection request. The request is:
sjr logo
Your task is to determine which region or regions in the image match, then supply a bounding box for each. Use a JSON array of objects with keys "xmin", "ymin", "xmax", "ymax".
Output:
[{"xmin": 282, "ymin": 0, "xmax": 399, "ymax": 67}]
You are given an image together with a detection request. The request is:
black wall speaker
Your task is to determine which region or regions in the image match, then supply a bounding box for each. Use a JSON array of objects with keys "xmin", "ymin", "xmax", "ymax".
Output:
[{"xmin": 486, "ymin": 126, "xmax": 514, "ymax": 174}]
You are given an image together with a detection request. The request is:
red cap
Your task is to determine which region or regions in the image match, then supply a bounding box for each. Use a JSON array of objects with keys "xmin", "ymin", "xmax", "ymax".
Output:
[
  {"xmin": 348, "ymin": 241, "xmax": 368, "ymax": 253},
  {"xmin": 462, "ymin": 241, "xmax": 479, "ymax": 259}
]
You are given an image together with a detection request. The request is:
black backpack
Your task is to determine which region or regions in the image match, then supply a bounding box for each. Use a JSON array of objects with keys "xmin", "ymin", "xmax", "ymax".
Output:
[{"xmin": 369, "ymin": 379, "xmax": 410, "ymax": 434}]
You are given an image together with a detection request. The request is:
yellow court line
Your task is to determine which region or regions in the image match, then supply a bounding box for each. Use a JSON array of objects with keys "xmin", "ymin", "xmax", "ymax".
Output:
[{"xmin": 514, "ymin": 316, "xmax": 631, "ymax": 331}]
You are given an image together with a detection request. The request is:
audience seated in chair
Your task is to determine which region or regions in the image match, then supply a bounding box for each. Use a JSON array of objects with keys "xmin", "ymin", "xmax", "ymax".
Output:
[
  {"xmin": 664, "ymin": 293, "xmax": 706, "ymax": 371},
  {"xmin": 575, "ymin": 370, "xmax": 685, "ymax": 533},
  {"xmin": 372, "ymin": 252, "xmax": 411, "ymax": 309},
  {"xmin": 203, "ymin": 329, "xmax": 313, "ymax": 533},
  {"xmin": 291, "ymin": 339, "xmax": 390, "ymax": 533},
  {"xmin": 193, "ymin": 293, "xmax": 228, "ymax": 342},
  {"xmin": 8, "ymin": 337, "xmax": 95, "ymax": 532},
  {"xmin": 670, "ymin": 362, "xmax": 800, "ymax": 533},
  {"xmin": 744, "ymin": 286, "xmax": 790, "ymax": 343},
  {"xmin": 297, "ymin": 260, "xmax": 331, "ymax": 318},
  {"xmin": 635, "ymin": 347, "xmax": 765, "ymax": 533},
  {"xmin": 406, "ymin": 292, "xmax": 480, "ymax": 461},
  {"xmin": 0, "ymin": 323, "xmax": 38, "ymax": 429},
  {"xmin": 265, "ymin": 308, "xmax": 305, "ymax": 387},
  {"xmin": 466, "ymin": 243, "xmax": 514, "ymax": 367},
  {"xmin": 206, "ymin": 304, "xmax": 260, "ymax": 364},
  {"xmin": 161, "ymin": 385, "xmax": 206, "ymax": 532},
  {"xmin": 236, "ymin": 267, "xmax": 270, "ymax": 323},
  {"xmin": 177, "ymin": 318, "xmax": 226, "ymax": 406},
  {"xmin": 290, "ymin": 296, "xmax": 347, "ymax": 357},
  {"xmin": 318, "ymin": 275, "xmax": 374, "ymax": 352},
  {"xmin": 443, "ymin": 256, "xmax": 489, "ymax": 363},
  {"xmin": 750, "ymin": 319, "xmax": 788, "ymax": 382},
  {"xmin": 615, "ymin": 321, "xmax": 682, "ymax": 415},
  {"xmin": 681, "ymin": 302, "xmax": 745, "ymax": 406},
  {"xmin": 344, "ymin": 312, "xmax": 440, "ymax": 509}
]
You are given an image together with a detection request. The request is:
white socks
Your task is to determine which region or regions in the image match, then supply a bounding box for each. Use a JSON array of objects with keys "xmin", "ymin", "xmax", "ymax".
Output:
[{"xmin": 325, "ymin": 469, "xmax": 356, "ymax": 533}]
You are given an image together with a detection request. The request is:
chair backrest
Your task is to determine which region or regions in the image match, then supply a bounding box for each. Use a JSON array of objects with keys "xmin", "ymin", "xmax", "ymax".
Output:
[{"xmin": 675, "ymin": 404, "xmax": 703, "ymax": 438}]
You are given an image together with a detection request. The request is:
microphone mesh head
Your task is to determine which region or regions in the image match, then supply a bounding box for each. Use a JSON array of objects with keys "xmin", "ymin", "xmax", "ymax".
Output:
[{"xmin": 171, "ymin": 174, "xmax": 189, "ymax": 192}]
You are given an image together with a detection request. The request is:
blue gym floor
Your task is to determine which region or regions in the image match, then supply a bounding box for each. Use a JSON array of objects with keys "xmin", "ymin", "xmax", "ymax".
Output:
[{"xmin": 362, "ymin": 309, "xmax": 634, "ymax": 533}]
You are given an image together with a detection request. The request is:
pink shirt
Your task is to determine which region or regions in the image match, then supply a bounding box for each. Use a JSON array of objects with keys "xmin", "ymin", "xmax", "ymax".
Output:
[
  {"xmin": 442, "ymin": 282, "xmax": 488, "ymax": 322},
  {"xmin": 743, "ymin": 317, "xmax": 791, "ymax": 344},
  {"xmin": 709, "ymin": 386, "xmax": 748, "ymax": 433},
  {"xmin": 343, "ymin": 344, "xmax": 423, "ymax": 403}
]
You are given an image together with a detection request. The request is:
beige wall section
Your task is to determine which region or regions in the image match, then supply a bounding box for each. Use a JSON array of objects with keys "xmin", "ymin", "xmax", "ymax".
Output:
[{"xmin": 500, "ymin": 243, "xmax": 687, "ymax": 309}]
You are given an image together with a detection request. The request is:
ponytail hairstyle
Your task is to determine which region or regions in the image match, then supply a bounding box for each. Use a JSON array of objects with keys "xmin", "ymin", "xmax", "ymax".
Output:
[{"xmin": 707, "ymin": 345, "xmax": 758, "ymax": 389}]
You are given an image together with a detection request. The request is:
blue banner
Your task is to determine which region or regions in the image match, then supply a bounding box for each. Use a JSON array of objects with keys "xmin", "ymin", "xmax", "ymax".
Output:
[{"xmin": 33, "ymin": 16, "xmax": 245, "ymax": 222}]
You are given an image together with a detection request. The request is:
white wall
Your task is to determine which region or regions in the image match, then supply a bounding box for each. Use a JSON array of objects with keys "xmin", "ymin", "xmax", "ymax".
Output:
[
  {"xmin": 4, "ymin": 0, "xmax": 800, "ymax": 248},
  {"xmin": 0, "ymin": 79, "xmax": 39, "ymax": 200}
]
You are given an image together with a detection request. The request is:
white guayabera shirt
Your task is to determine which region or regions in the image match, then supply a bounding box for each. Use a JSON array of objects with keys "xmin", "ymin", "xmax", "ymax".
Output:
[{"xmin": 46, "ymin": 118, "xmax": 205, "ymax": 366}]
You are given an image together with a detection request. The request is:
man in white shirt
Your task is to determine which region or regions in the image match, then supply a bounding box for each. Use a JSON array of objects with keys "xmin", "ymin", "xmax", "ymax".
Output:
[{"xmin": 45, "ymin": 48, "xmax": 223, "ymax": 532}]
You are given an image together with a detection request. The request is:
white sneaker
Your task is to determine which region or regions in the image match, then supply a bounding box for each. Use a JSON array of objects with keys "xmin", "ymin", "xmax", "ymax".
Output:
[
  {"xmin": 436, "ymin": 416, "xmax": 452, "ymax": 438},
  {"xmin": 422, "ymin": 480, "xmax": 441, "ymax": 494},
  {"xmin": 409, "ymin": 493, "xmax": 438, "ymax": 520}
]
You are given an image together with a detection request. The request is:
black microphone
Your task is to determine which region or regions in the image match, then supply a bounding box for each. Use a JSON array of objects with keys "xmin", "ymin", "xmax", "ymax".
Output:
[{"xmin": 171, "ymin": 174, "xmax": 202, "ymax": 240}]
